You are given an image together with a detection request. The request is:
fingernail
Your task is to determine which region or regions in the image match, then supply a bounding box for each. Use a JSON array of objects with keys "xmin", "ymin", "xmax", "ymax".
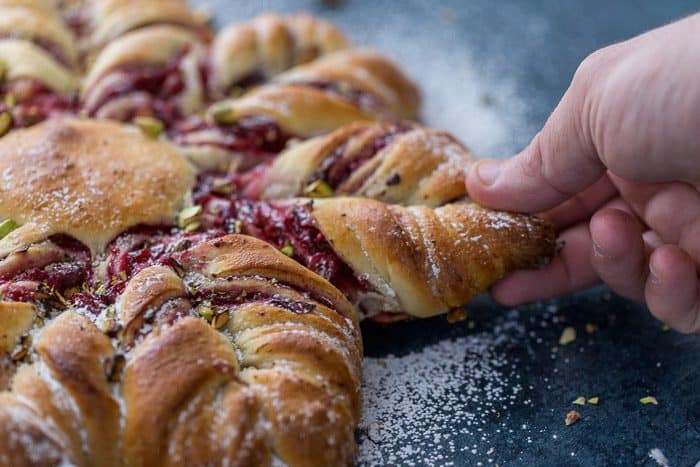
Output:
[
  {"xmin": 649, "ymin": 263, "xmax": 661, "ymax": 285},
  {"xmin": 475, "ymin": 160, "xmax": 500, "ymax": 186}
]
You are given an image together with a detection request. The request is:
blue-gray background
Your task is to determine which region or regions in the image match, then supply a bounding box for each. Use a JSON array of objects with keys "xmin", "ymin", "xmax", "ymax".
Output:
[{"xmin": 195, "ymin": 2, "xmax": 700, "ymax": 465}]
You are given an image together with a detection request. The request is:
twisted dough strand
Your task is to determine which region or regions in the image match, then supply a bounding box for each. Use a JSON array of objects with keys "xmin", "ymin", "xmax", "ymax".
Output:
[
  {"xmin": 246, "ymin": 121, "xmax": 475, "ymax": 206},
  {"xmin": 0, "ymin": 235, "xmax": 362, "ymax": 466}
]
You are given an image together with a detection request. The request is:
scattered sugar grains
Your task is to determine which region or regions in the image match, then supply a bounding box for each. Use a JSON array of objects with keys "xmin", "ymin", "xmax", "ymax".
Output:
[{"xmin": 358, "ymin": 317, "xmax": 526, "ymax": 466}]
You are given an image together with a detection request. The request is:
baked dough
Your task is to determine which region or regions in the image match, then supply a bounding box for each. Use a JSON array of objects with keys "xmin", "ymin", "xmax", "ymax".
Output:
[
  {"xmin": 0, "ymin": 119, "xmax": 195, "ymax": 254},
  {"xmin": 209, "ymin": 12, "xmax": 348, "ymax": 98},
  {"xmin": 0, "ymin": 39, "xmax": 78, "ymax": 96},
  {"xmin": 246, "ymin": 121, "xmax": 475, "ymax": 206},
  {"xmin": 0, "ymin": 3, "xmax": 78, "ymax": 67},
  {"xmin": 86, "ymin": 0, "xmax": 208, "ymax": 48},
  {"xmin": 175, "ymin": 48, "xmax": 420, "ymax": 171},
  {"xmin": 0, "ymin": 235, "xmax": 362, "ymax": 466},
  {"xmin": 82, "ymin": 25, "xmax": 207, "ymax": 122}
]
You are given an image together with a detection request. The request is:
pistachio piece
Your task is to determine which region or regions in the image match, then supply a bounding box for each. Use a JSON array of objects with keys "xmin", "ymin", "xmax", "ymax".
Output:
[
  {"xmin": 0, "ymin": 112, "xmax": 12, "ymax": 137},
  {"xmin": 177, "ymin": 205, "xmax": 203, "ymax": 230},
  {"xmin": 587, "ymin": 397, "xmax": 599, "ymax": 405},
  {"xmin": 280, "ymin": 244, "xmax": 294, "ymax": 257},
  {"xmin": 640, "ymin": 396, "xmax": 658, "ymax": 405},
  {"xmin": 0, "ymin": 218, "xmax": 17, "ymax": 239},
  {"xmin": 212, "ymin": 312, "xmax": 229, "ymax": 329},
  {"xmin": 197, "ymin": 305, "xmax": 214, "ymax": 322},
  {"xmin": 134, "ymin": 116, "xmax": 164, "ymax": 138},
  {"xmin": 210, "ymin": 102, "xmax": 238, "ymax": 124},
  {"xmin": 572, "ymin": 396, "xmax": 586, "ymax": 406},
  {"xmin": 303, "ymin": 180, "xmax": 334, "ymax": 198},
  {"xmin": 336, "ymin": 81, "xmax": 353, "ymax": 96},
  {"xmin": 3, "ymin": 93, "xmax": 15, "ymax": 108},
  {"xmin": 232, "ymin": 219, "xmax": 243, "ymax": 234},
  {"xmin": 0, "ymin": 58, "xmax": 7, "ymax": 82},
  {"xmin": 183, "ymin": 221, "xmax": 201, "ymax": 233},
  {"xmin": 558, "ymin": 326, "xmax": 576, "ymax": 346},
  {"xmin": 212, "ymin": 177, "xmax": 235, "ymax": 195}
]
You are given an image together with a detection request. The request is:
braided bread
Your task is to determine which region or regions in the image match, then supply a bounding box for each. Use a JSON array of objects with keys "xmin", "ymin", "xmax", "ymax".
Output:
[
  {"xmin": 0, "ymin": 6, "xmax": 561, "ymax": 464},
  {"xmin": 82, "ymin": 25, "xmax": 208, "ymax": 125},
  {"xmin": 174, "ymin": 49, "xmax": 420, "ymax": 171},
  {"xmin": 0, "ymin": 1, "xmax": 79, "ymax": 131},
  {"xmin": 244, "ymin": 121, "xmax": 475, "ymax": 206},
  {"xmin": 209, "ymin": 13, "xmax": 349, "ymax": 99},
  {"xmin": 193, "ymin": 194, "xmax": 556, "ymax": 320},
  {"xmin": 0, "ymin": 120, "xmax": 362, "ymax": 466}
]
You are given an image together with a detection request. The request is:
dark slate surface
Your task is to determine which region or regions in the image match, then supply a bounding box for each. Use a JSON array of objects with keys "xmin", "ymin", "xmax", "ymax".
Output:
[
  {"xmin": 197, "ymin": 1, "xmax": 700, "ymax": 465},
  {"xmin": 361, "ymin": 292, "xmax": 700, "ymax": 466}
]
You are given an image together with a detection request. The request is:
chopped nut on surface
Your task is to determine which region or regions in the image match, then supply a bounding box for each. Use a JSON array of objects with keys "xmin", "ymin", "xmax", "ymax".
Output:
[
  {"xmin": 212, "ymin": 312, "xmax": 229, "ymax": 329},
  {"xmin": 565, "ymin": 410, "xmax": 582, "ymax": 426},
  {"xmin": 640, "ymin": 396, "xmax": 658, "ymax": 405},
  {"xmin": 587, "ymin": 397, "xmax": 599, "ymax": 405},
  {"xmin": 197, "ymin": 305, "xmax": 214, "ymax": 322},
  {"xmin": 0, "ymin": 58, "xmax": 6, "ymax": 82},
  {"xmin": 572, "ymin": 396, "xmax": 586, "ymax": 406},
  {"xmin": 585, "ymin": 323, "xmax": 598, "ymax": 334},
  {"xmin": 559, "ymin": 327, "xmax": 576, "ymax": 345}
]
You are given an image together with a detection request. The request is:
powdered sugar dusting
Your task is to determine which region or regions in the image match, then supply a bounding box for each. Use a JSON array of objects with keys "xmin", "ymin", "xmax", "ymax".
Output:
[{"xmin": 358, "ymin": 311, "xmax": 527, "ymax": 466}]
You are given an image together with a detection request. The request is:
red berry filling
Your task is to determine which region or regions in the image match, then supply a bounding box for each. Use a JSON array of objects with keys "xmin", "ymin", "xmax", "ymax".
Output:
[{"xmin": 0, "ymin": 80, "xmax": 77, "ymax": 128}]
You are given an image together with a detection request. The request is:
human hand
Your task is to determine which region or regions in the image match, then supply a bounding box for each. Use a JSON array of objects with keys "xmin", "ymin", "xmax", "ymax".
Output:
[{"xmin": 465, "ymin": 13, "xmax": 700, "ymax": 334}]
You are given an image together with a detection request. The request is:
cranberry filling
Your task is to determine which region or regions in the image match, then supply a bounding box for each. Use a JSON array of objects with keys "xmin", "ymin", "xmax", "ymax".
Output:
[
  {"xmin": 0, "ymin": 80, "xmax": 77, "ymax": 128},
  {"xmin": 102, "ymin": 226, "xmax": 222, "ymax": 302},
  {"xmin": 194, "ymin": 285, "xmax": 318, "ymax": 315},
  {"xmin": 192, "ymin": 184, "xmax": 367, "ymax": 299},
  {"xmin": 84, "ymin": 50, "xmax": 192, "ymax": 126},
  {"xmin": 0, "ymin": 235, "xmax": 91, "ymax": 303},
  {"xmin": 312, "ymin": 124, "xmax": 412, "ymax": 189},
  {"xmin": 170, "ymin": 115, "xmax": 292, "ymax": 169},
  {"xmin": 298, "ymin": 80, "xmax": 384, "ymax": 115}
]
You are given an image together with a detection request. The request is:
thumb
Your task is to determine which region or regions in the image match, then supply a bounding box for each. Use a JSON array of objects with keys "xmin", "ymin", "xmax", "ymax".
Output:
[{"xmin": 465, "ymin": 58, "xmax": 607, "ymax": 213}]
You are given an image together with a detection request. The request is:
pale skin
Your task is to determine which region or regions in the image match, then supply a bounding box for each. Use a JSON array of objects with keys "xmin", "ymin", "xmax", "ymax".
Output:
[{"xmin": 465, "ymin": 13, "xmax": 700, "ymax": 334}]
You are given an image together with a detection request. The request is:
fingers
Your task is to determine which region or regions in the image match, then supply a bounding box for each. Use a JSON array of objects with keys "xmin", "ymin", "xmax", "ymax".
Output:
[
  {"xmin": 645, "ymin": 245, "xmax": 700, "ymax": 334},
  {"xmin": 610, "ymin": 176, "xmax": 700, "ymax": 261},
  {"xmin": 465, "ymin": 57, "xmax": 605, "ymax": 213},
  {"xmin": 490, "ymin": 221, "xmax": 599, "ymax": 306},
  {"xmin": 589, "ymin": 207, "xmax": 648, "ymax": 301},
  {"xmin": 542, "ymin": 173, "xmax": 617, "ymax": 229}
]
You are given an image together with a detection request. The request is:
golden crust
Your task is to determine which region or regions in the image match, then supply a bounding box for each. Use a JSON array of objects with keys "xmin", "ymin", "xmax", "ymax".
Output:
[
  {"xmin": 256, "ymin": 121, "xmax": 475, "ymax": 205},
  {"xmin": 0, "ymin": 119, "xmax": 195, "ymax": 254},
  {"xmin": 0, "ymin": 311, "xmax": 120, "ymax": 467},
  {"xmin": 0, "ymin": 5, "xmax": 78, "ymax": 67},
  {"xmin": 207, "ymin": 84, "xmax": 375, "ymax": 137},
  {"xmin": 0, "ymin": 234, "xmax": 362, "ymax": 465},
  {"xmin": 209, "ymin": 12, "xmax": 349, "ymax": 98},
  {"xmin": 0, "ymin": 39, "xmax": 78, "ymax": 95},
  {"xmin": 88, "ymin": 0, "xmax": 206, "ymax": 47},
  {"xmin": 310, "ymin": 198, "xmax": 556, "ymax": 317},
  {"xmin": 274, "ymin": 48, "xmax": 421, "ymax": 120},
  {"xmin": 83, "ymin": 25, "xmax": 203, "ymax": 92}
]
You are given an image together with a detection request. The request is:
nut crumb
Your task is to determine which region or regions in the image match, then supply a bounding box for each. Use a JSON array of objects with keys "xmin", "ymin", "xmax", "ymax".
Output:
[
  {"xmin": 572, "ymin": 396, "xmax": 586, "ymax": 406},
  {"xmin": 565, "ymin": 410, "xmax": 582, "ymax": 426},
  {"xmin": 585, "ymin": 323, "xmax": 598, "ymax": 334},
  {"xmin": 446, "ymin": 307, "xmax": 468, "ymax": 323},
  {"xmin": 640, "ymin": 396, "xmax": 658, "ymax": 405},
  {"xmin": 559, "ymin": 327, "xmax": 576, "ymax": 345},
  {"xmin": 587, "ymin": 396, "xmax": 599, "ymax": 405}
]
